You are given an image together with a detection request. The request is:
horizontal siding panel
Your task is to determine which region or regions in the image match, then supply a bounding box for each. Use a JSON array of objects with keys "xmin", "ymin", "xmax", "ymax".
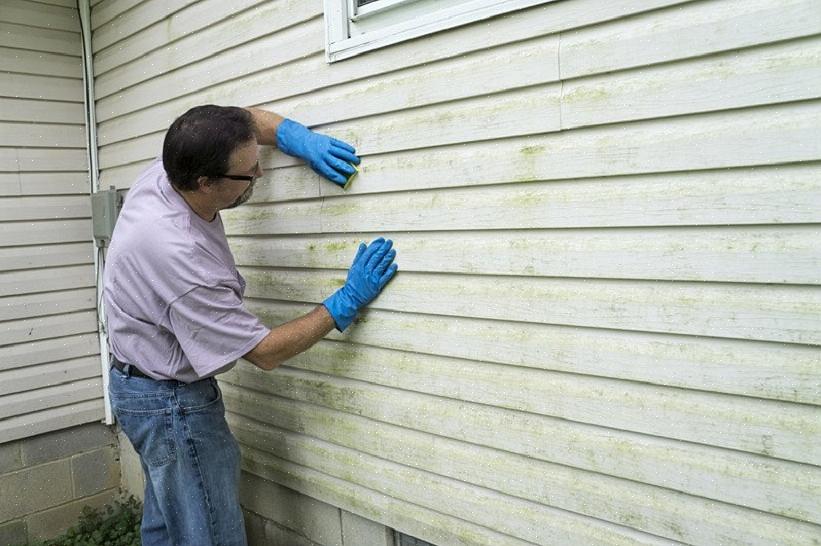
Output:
[
  {"xmin": 0, "ymin": 356, "xmax": 100, "ymax": 396},
  {"xmin": 92, "ymin": 0, "xmax": 271, "ymax": 74},
  {"xmin": 224, "ymin": 386, "xmax": 821, "ymax": 542},
  {"xmin": 0, "ymin": 98, "xmax": 85, "ymax": 124},
  {"xmin": 96, "ymin": 159, "xmax": 152, "ymax": 191},
  {"xmin": 90, "ymin": 0, "xmax": 142, "ymax": 30},
  {"xmin": 94, "ymin": 1, "xmax": 812, "ymax": 149},
  {"xmin": 225, "ymin": 202, "xmax": 322, "ymax": 235},
  {"xmin": 0, "ymin": 22, "xmax": 81, "ymax": 56},
  {"xmin": 19, "ymin": 172, "xmax": 88, "ymax": 195},
  {"xmin": 227, "ymin": 414, "xmax": 674, "ymax": 546},
  {"xmin": 238, "ymin": 448, "xmax": 540, "ymax": 546},
  {"xmin": 246, "ymin": 165, "xmax": 322, "ymax": 203},
  {"xmin": 283, "ymin": 341, "xmax": 821, "ymax": 468},
  {"xmin": 310, "ymin": 164, "xmax": 820, "ymax": 229},
  {"xmin": 306, "ymin": 102, "xmax": 821, "ymax": 197},
  {"xmin": 0, "ymin": 46, "xmax": 82, "ymax": 77},
  {"xmin": 560, "ymin": 0, "xmax": 821, "ymax": 79},
  {"xmin": 224, "ymin": 367, "xmax": 821, "ymax": 537},
  {"xmin": 0, "ymin": 172, "xmax": 89, "ymax": 196},
  {"xmin": 0, "ymin": 378, "xmax": 101, "ymax": 419},
  {"xmin": 0, "ymin": 122, "xmax": 86, "ymax": 148},
  {"xmin": 0, "ymin": 242, "xmax": 92, "ymax": 271},
  {"xmin": 94, "ymin": 129, "xmax": 140, "ymax": 168},
  {"xmin": 0, "ymin": 174, "xmax": 19, "ymax": 195},
  {"xmin": 95, "ymin": 18, "xmax": 323, "ymax": 125},
  {"xmin": 0, "ymin": 0, "xmax": 79, "ymax": 32},
  {"xmin": 0, "ymin": 311, "xmax": 97, "ymax": 346},
  {"xmin": 0, "ymin": 148, "xmax": 87, "ymax": 172},
  {"xmin": 0, "ymin": 310, "xmax": 96, "ymax": 346},
  {"xmin": 94, "ymin": 0, "xmax": 318, "ymax": 96},
  {"xmin": 265, "ymin": 0, "xmax": 689, "ymax": 130},
  {"xmin": 240, "ymin": 268, "xmax": 821, "ymax": 346},
  {"xmin": 0, "ymin": 219, "xmax": 92, "ymax": 246},
  {"xmin": 95, "ymin": 34, "xmax": 558, "ymax": 147},
  {"xmin": 36, "ymin": 0, "xmax": 77, "ymax": 7},
  {"xmin": 0, "ymin": 399, "xmax": 103, "ymax": 444},
  {"xmin": 0, "ymin": 264, "xmax": 94, "ymax": 296},
  {"xmin": 0, "ymin": 195, "xmax": 90, "ymax": 221},
  {"xmin": 97, "ymin": 27, "xmax": 555, "ymax": 137},
  {"xmin": 223, "ymin": 366, "xmax": 819, "ymax": 528},
  {"xmin": 319, "ymin": 82, "xmax": 561, "ymax": 158},
  {"xmin": 92, "ymin": 0, "xmax": 207, "ymax": 53},
  {"xmin": 248, "ymin": 300, "xmax": 821, "ymax": 406},
  {"xmin": 1, "ymin": 0, "xmax": 98, "ymax": 444},
  {"xmin": 227, "ymin": 226, "xmax": 821, "ymax": 284},
  {"xmin": 562, "ymin": 35, "xmax": 821, "ymax": 129},
  {"xmin": 0, "ymin": 287, "xmax": 96, "ymax": 322},
  {"xmin": 0, "ymin": 333, "xmax": 98, "ymax": 372},
  {"xmin": 0, "ymin": 73, "xmax": 83, "ymax": 102},
  {"xmin": 222, "ymin": 367, "xmax": 821, "ymax": 530},
  {"xmin": 89, "ymin": 1, "xmax": 682, "ymax": 149},
  {"xmin": 266, "ymin": 37, "xmax": 821, "ymax": 158},
  {"xmin": 271, "ymin": 44, "xmax": 560, "ymax": 134},
  {"xmin": 227, "ymin": 226, "xmax": 821, "ymax": 285}
]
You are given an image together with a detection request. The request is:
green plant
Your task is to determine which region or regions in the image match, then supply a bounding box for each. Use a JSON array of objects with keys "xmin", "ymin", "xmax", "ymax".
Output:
[{"xmin": 21, "ymin": 495, "xmax": 142, "ymax": 546}]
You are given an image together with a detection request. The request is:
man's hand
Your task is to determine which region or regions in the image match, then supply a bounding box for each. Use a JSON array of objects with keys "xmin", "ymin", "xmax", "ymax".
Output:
[
  {"xmin": 323, "ymin": 238, "xmax": 398, "ymax": 331},
  {"xmin": 276, "ymin": 118, "xmax": 360, "ymax": 186}
]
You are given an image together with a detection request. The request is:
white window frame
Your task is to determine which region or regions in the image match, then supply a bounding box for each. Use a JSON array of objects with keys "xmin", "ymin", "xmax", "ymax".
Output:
[{"xmin": 324, "ymin": 0, "xmax": 555, "ymax": 63}]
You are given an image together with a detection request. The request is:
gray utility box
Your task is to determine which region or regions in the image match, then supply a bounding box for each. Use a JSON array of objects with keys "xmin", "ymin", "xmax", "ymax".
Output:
[{"xmin": 91, "ymin": 186, "xmax": 123, "ymax": 248}]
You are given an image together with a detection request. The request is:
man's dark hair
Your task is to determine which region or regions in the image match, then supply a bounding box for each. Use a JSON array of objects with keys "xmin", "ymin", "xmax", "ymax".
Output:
[{"xmin": 162, "ymin": 105, "xmax": 255, "ymax": 191}]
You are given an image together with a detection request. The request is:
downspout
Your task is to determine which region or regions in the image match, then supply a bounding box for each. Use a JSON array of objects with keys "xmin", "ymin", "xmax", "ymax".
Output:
[{"xmin": 78, "ymin": 0, "xmax": 113, "ymax": 425}]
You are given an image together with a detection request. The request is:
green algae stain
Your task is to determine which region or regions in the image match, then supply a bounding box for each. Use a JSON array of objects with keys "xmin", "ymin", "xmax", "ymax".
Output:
[
  {"xmin": 563, "ymin": 86, "xmax": 611, "ymax": 103},
  {"xmin": 520, "ymin": 145, "xmax": 546, "ymax": 156},
  {"xmin": 324, "ymin": 241, "xmax": 350, "ymax": 252}
]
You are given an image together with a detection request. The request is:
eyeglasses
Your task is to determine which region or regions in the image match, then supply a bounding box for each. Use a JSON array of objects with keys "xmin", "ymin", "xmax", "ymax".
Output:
[
  {"xmin": 216, "ymin": 160, "xmax": 260, "ymax": 182},
  {"xmin": 219, "ymin": 173, "xmax": 256, "ymax": 182}
]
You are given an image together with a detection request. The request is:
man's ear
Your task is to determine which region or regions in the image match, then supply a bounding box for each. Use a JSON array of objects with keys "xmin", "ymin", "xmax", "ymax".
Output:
[{"xmin": 196, "ymin": 176, "xmax": 213, "ymax": 193}]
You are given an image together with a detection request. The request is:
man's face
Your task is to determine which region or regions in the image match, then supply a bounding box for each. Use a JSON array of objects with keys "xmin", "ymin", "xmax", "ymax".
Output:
[{"xmin": 213, "ymin": 140, "xmax": 262, "ymax": 210}]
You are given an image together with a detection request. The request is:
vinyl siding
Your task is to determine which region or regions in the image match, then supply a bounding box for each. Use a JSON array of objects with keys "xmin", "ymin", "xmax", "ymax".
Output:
[
  {"xmin": 90, "ymin": 0, "xmax": 821, "ymax": 544},
  {"xmin": 0, "ymin": 1, "xmax": 102, "ymax": 444}
]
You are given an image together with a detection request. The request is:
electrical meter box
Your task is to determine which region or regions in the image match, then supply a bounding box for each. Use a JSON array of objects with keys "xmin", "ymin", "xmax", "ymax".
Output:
[{"xmin": 91, "ymin": 186, "xmax": 122, "ymax": 247}]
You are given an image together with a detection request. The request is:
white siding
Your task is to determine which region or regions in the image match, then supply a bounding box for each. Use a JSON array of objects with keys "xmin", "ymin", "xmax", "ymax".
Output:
[
  {"xmin": 0, "ymin": 1, "xmax": 102, "ymax": 444},
  {"xmin": 91, "ymin": 0, "xmax": 821, "ymax": 544}
]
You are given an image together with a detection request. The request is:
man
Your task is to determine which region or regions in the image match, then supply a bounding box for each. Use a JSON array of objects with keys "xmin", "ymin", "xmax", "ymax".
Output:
[{"xmin": 103, "ymin": 105, "xmax": 397, "ymax": 546}]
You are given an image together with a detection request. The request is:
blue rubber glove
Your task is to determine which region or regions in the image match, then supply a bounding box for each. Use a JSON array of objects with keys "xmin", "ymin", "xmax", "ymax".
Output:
[
  {"xmin": 276, "ymin": 118, "xmax": 360, "ymax": 186},
  {"xmin": 323, "ymin": 238, "xmax": 398, "ymax": 331}
]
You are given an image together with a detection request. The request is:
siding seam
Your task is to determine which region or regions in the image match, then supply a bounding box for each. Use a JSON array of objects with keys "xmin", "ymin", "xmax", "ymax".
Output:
[{"xmin": 557, "ymin": 31, "xmax": 564, "ymax": 130}]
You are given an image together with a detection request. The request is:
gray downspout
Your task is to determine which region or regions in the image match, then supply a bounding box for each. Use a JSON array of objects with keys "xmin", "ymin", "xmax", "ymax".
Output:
[{"xmin": 77, "ymin": 0, "xmax": 113, "ymax": 425}]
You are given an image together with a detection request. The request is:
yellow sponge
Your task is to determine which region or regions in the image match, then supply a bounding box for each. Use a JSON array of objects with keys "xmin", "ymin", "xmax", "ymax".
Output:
[{"xmin": 343, "ymin": 163, "xmax": 359, "ymax": 190}]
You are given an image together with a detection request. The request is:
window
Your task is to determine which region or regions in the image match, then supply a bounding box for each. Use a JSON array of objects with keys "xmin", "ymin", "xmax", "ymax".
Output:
[{"xmin": 324, "ymin": 0, "xmax": 554, "ymax": 62}]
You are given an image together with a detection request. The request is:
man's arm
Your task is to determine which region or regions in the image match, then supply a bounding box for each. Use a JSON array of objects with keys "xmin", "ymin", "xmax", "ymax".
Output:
[
  {"xmin": 242, "ymin": 238, "xmax": 397, "ymax": 371},
  {"xmin": 245, "ymin": 107, "xmax": 284, "ymax": 146},
  {"xmin": 243, "ymin": 106, "xmax": 360, "ymax": 186},
  {"xmin": 243, "ymin": 305, "xmax": 335, "ymax": 371}
]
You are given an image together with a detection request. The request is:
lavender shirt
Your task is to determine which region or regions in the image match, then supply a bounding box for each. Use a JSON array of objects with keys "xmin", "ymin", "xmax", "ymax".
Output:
[{"xmin": 103, "ymin": 158, "xmax": 270, "ymax": 383}]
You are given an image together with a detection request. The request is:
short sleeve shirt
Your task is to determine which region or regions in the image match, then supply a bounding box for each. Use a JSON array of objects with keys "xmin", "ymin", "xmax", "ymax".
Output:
[{"xmin": 103, "ymin": 158, "xmax": 270, "ymax": 382}]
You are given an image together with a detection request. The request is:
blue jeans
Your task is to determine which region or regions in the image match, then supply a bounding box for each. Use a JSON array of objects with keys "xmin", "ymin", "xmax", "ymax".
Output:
[{"xmin": 108, "ymin": 366, "xmax": 247, "ymax": 546}]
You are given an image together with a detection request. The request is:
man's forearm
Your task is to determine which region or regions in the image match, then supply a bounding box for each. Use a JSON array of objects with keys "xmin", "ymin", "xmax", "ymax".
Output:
[
  {"xmin": 245, "ymin": 107, "xmax": 285, "ymax": 147},
  {"xmin": 243, "ymin": 305, "xmax": 335, "ymax": 371}
]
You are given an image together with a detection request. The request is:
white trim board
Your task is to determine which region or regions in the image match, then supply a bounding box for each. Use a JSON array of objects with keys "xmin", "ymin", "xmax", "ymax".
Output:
[{"xmin": 324, "ymin": 0, "xmax": 556, "ymax": 62}]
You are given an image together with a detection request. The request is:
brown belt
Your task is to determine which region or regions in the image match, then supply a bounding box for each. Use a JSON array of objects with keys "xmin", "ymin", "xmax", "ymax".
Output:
[{"xmin": 110, "ymin": 355, "xmax": 151, "ymax": 379}]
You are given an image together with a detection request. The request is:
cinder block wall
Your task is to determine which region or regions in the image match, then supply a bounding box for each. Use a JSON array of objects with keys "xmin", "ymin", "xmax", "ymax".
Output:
[{"xmin": 0, "ymin": 423, "xmax": 121, "ymax": 545}]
